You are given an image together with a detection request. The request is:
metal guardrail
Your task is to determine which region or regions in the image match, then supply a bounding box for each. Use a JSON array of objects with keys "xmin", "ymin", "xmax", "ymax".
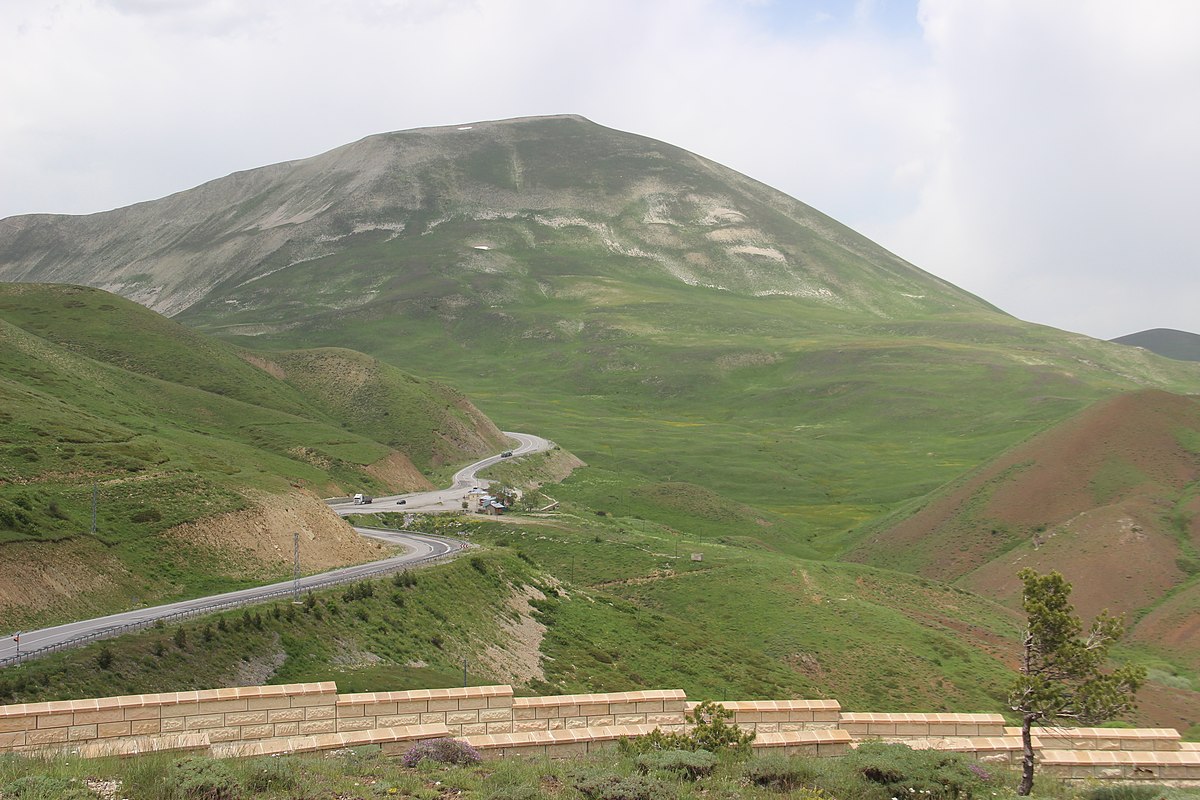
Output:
[{"xmin": 0, "ymin": 535, "xmax": 466, "ymax": 669}]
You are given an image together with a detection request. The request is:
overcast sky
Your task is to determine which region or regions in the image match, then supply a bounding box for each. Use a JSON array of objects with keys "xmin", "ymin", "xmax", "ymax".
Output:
[{"xmin": 2, "ymin": 0, "xmax": 1197, "ymax": 340}]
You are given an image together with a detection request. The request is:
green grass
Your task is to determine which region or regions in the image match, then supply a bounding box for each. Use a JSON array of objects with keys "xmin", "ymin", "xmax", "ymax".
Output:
[
  {"xmin": 4, "ymin": 734, "xmax": 1198, "ymax": 800},
  {"xmin": 0, "ymin": 285, "xmax": 510, "ymax": 628}
]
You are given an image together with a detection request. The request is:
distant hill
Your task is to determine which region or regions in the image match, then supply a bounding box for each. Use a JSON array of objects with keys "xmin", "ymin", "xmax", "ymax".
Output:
[
  {"xmin": 847, "ymin": 389, "xmax": 1200, "ymax": 622},
  {"xmin": 1112, "ymin": 328, "xmax": 1200, "ymax": 362},
  {"xmin": 0, "ymin": 283, "xmax": 508, "ymax": 629}
]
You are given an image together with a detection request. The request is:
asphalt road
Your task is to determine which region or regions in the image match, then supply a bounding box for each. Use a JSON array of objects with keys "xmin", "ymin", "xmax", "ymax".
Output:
[
  {"xmin": 0, "ymin": 529, "xmax": 464, "ymax": 664},
  {"xmin": 328, "ymin": 431, "xmax": 554, "ymax": 515},
  {"xmin": 1, "ymin": 433, "xmax": 551, "ymax": 664}
]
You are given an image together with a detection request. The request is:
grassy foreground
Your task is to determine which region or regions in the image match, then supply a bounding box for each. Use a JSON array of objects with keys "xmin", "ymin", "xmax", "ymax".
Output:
[{"xmin": 2, "ymin": 740, "xmax": 1197, "ymax": 800}]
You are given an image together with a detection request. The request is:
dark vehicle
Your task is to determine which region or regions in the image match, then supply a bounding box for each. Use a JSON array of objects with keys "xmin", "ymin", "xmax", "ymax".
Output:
[
  {"xmin": 501, "ymin": 450, "xmax": 513, "ymax": 458},
  {"xmin": 396, "ymin": 499, "xmax": 407, "ymax": 505}
]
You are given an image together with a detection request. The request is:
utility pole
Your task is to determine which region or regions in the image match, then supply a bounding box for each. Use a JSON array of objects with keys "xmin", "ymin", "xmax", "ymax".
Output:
[
  {"xmin": 463, "ymin": 658, "xmax": 468, "ymax": 688},
  {"xmin": 90, "ymin": 484, "xmax": 98, "ymax": 534},
  {"xmin": 292, "ymin": 532, "xmax": 301, "ymax": 603}
]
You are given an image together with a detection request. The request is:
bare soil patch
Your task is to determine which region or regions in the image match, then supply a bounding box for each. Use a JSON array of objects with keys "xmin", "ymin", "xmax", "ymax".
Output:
[{"xmin": 163, "ymin": 490, "xmax": 385, "ymax": 577}]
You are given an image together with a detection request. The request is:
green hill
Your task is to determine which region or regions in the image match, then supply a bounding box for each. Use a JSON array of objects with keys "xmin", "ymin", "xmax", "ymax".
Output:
[{"xmin": 0, "ymin": 283, "xmax": 507, "ymax": 628}]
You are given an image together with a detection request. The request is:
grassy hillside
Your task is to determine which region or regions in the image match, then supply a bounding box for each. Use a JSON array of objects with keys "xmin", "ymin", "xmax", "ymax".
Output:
[{"xmin": 0, "ymin": 284, "xmax": 507, "ymax": 628}]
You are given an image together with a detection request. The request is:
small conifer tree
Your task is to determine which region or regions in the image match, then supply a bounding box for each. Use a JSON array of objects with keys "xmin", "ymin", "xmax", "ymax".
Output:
[{"xmin": 1010, "ymin": 569, "xmax": 1144, "ymax": 795}]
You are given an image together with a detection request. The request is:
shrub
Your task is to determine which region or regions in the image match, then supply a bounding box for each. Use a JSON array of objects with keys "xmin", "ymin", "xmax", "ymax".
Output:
[
  {"xmin": 842, "ymin": 742, "xmax": 992, "ymax": 800},
  {"xmin": 170, "ymin": 757, "xmax": 242, "ymax": 799},
  {"xmin": 619, "ymin": 700, "xmax": 754, "ymax": 755},
  {"xmin": 741, "ymin": 754, "xmax": 821, "ymax": 791},
  {"xmin": 400, "ymin": 738, "xmax": 481, "ymax": 767},
  {"xmin": 95, "ymin": 645, "xmax": 115, "ymax": 670},
  {"xmin": 174, "ymin": 627, "xmax": 187, "ymax": 649},
  {"xmin": 574, "ymin": 773, "xmax": 674, "ymax": 800},
  {"xmin": 635, "ymin": 748, "xmax": 717, "ymax": 780},
  {"xmin": 1, "ymin": 774, "xmax": 93, "ymax": 799}
]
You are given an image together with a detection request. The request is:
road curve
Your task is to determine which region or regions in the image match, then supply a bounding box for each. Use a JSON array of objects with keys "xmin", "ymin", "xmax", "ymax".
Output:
[
  {"xmin": 330, "ymin": 431, "xmax": 554, "ymax": 516},
  {"xmin": 0, "ymin": 529, "xmax": 465, "ymax": 664}
]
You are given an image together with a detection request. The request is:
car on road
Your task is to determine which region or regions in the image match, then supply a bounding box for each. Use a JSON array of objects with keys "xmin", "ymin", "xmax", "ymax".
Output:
[
  {"xmin": 501, "ymin": 450, "xmax": 513, "ymax": 458},
  {"xmin": 396, "ymin": 499, "xmax": 407, "ymax": 505}
]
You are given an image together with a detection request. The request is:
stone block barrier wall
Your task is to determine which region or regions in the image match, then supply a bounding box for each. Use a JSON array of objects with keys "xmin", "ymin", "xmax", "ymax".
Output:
[{"xmin": 1, "ymin": 683, "xmax": 1198, "ymax": 782}]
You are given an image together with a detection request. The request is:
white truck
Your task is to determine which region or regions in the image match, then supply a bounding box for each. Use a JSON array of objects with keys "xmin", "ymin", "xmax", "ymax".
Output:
[{"xmin": 353, "ymin": 493, "xmax": 373, "ymax": 505}]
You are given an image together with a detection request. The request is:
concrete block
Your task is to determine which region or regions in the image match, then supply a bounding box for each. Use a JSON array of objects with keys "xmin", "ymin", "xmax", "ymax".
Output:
[
  {"xmin": 73, "ymin": 709, "xmax": 124, "ymax": 725},
  {"xmin": 131, "ymin": 720, "xmax": 160, "ymax": 736},
  {"xmin": 185, "ymin": 715, "xmax": 225, "ymax": 730},
  {"xmin": 305, "ymin": 706, "xmax": 335, "ymax": 721},
  {"xmin": 208, "ymin": 728, "xmax": 241, "ymax": 743},
  {"xmin": 267, "ymin": 708, "xmax": 305, "ymax": 723},
  {"xmin": 246, "ymin": 697, "xmax": 291, "ymax": 711},
  {"xmin": 364, "ymin": 703, "xmax": 399, "ymax": 716},
  {"xmin": 609, "ymin": 702, "xmax": 638, "ymax": 714},
  {"xmin": 487, "ymin": 696, "xmax": 514, "ymax": 708},
  {"xmin": 420, "ymin": 714, "xmax": 445, "ymax": 725},
  {"xmin": 0, "ymin": 731, "xmax": 27, "ymax": 748},
  {"xmin": 335, "ymin": 705, "xmax": 365, "ymax": 718},
  {"xmin": 461, "ymin": 723, "xmax": 487, "ymax": 735},
  {"xmin": 67, "ymin": 725, "xmax": 97, "ymax": 741},
  {"xmin": 195, "ymin": 700, "xmax": 248, "ymax": 715},
  {"xmin": 459, "ymin": 698, "xmax": 488, "ymax": 710},
  {"xmin": 337, "ymin": 718, "xmax": 376, "ymax": 732},
  {"xmin": 615, "ymin": 715, "xmax": 645, "ymax": 726},
  {"xmin": 273, "ymin": 722, "xmax": 299, "ymax": 737},
  {"xmin": 123, "ymin": 707, "xmax": 161, "ymax": 721},
  {"xmin": 566, "ymin": 718, "xmax": 587, "ymax": 729},
  {"xmin": 378, "ymin": 714, "xmax": 421, "ymax": 727},
  {"xmin": 299, "ymin": 720, "xmax": 336, "ymax": 735},
  {"xmin": 479, "ymin": 708, "xmax": 512, "ymax": 723},
  {"xmin": 487, "ymin": 722, "xmax": 514, "ymax": 734},
  {"xmin": 513, "ymin": 708, "xmax": 537, "ymax": 720},
  {"xmin": 0, "ymin": 718, "xmax": 33, "ymax": 733},
  {"xmin": 97, "ymin": 721, "xmax": 132, "ymax": 738},
  {"xmin": 447, "ymin": 711, "xmax": 479, "ymax": 725},
  {"xmin": 514, "ymin": 720, "xmax": 547, "ymax": 733},
  {"xmin": 160, "ymin": 717, "xmax": 185, "ymax": 733},
  {"xmin": 225, "ymin": 711, "xmax": 269, "ymax": 726},
  {"xmin": 548, "ymin": 719, "xmax": 565, "ymax": 730},
  {"xmin": 26, "ymin": 728, "xmax": 69, "ymax": 745},
  {"xmin": 429, "ymin": 699, "xmax": 459, "ymax": 712},
  {"xmin": 241, "ymin": 724, "xmax": 275, "ymax": 739},
  {"xmin": 589, "ymin": 715, "xmax": 615, "ymax": 727},
  {"xmin": 394, "ymin": 701, "xmax": 429, "ymax": 713},
  {"xmin": 35, "ymin": 713, "xmax": 74, "ymax": 729},
  {"xmin": 287, "ymin": 694, "xmax": 338, "ymax": 708}
]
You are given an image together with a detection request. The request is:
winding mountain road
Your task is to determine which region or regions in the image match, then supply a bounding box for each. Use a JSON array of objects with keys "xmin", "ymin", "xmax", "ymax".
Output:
[
  {"xmin": 327, "ymin": 431, "xmax": 554, "ymax": 515},
  {"xmin": 0, "ymin": 433, "xmax": 552, "ymax": 665}
]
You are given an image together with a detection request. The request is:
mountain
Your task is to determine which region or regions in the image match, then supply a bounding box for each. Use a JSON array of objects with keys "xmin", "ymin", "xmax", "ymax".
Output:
[
  {"xmin": 0, "ymin": 283, "xmax": 507, "ymax": 629},
  {"xmin": 1112, "ymin": 328, "xmax": 1200, "ymax": 362},
  {"xmin": 3, "ymin": 115, "xmax": 1197, "ymax": 563},
  {"xmin": 5, "ymin": 117, "xmax": 1200, "ymax": 722},
  {"xmin": 0, "ymin": 115, "xmax": 989, "ymax": 320}
]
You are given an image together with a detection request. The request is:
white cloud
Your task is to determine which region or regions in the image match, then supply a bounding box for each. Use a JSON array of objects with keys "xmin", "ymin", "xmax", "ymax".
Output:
[{"xmin": 879, "ymin": 0, "xmax": 1200, "ymax": 338}]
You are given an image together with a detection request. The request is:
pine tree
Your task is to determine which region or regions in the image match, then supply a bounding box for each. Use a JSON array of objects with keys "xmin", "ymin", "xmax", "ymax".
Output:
[{"xmin": 1010, "ymin": 569, "xmax": 1144, "ymax": 795}]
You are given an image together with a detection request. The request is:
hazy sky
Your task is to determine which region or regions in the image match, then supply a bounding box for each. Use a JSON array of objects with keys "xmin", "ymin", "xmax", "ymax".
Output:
[{"xmin": 2, "ymin": 0, "xmax": 1197, "ymax": 340}]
